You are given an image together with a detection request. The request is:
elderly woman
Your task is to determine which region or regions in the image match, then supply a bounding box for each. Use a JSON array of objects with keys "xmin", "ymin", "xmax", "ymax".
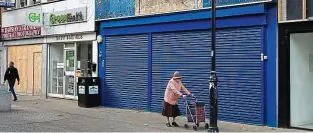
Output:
[{"xmin": 162, "ymin": 71, "xmax": 194, "ymax": 127}]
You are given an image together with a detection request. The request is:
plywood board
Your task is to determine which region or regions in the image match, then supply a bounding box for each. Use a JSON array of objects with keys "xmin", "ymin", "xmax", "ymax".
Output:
[
  {"xmin": 33, "ymin": 52, "xmax": 42, "ymax": 95},
  {"xmin": 278, "ymin": 0, "xmax": 282, "ymax": 21},
  {"xmin": 7, "ymin": 44, "xmax": 42, "ymax": 96},
  {"xmin": 135, "ymin": 0, "xmax": 202, "ymax": 15},
  {"xmin": 27, "ymin": 47, "xmax": 34, "ymax": 94},
  {"xmin": 303, "ymin": 0, "xmax": 307, "ymax": 19}
]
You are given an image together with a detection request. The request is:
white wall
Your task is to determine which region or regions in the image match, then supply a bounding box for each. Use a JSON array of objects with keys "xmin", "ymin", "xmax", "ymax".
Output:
[
  {"xmin": 92, "ymin": 41, "xmax": 98, "ymax": 77},
  {"xmin": 290, "ymin": 33, "xmax": 313, "ymax": 126},
  {"xmin": 41, "ymin": 44, "xmax": 48, "ymax": 98},
  {"xmin": 2, "ymin": 5, "xmax": 42, "ymax": 27},
  {"xmin": 42, "ymin": 0, "xmax": 95, "ymax": 35},
  {"xmin": 2, "ymin": 0, "xmax": 95, "ymax": 35}
]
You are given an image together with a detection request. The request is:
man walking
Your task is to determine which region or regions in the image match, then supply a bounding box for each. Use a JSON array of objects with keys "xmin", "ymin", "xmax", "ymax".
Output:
[{"xmin": 3, "ymin": 62, "xmax": 20, "ymax": 101}]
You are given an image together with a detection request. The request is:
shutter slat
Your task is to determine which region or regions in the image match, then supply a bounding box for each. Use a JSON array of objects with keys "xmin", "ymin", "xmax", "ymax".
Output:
[
  {"xmin": 151, "ymin": 27, "xmax": 263, "ymax": 125},
  {"xmin": 104, "ymin": 34, "xmax": 148, "ymax": 110}
]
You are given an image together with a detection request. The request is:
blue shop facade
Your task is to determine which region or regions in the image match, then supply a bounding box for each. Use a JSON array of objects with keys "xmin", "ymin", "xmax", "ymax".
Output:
[{"xmin": 96, "ymin": 1, "xmax": 277, "ymax": 127}]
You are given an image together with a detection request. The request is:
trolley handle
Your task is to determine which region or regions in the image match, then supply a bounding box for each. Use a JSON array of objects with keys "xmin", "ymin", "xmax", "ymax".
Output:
[{"xmin": 184, "ymin": 94, "xmax": 197, "ymax": 103}]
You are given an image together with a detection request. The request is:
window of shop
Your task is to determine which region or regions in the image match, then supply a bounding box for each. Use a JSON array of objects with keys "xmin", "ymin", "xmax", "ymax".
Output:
[
  {"xmin": 279, "ymin": 0, "xmax": 313, "ymax": 21},
  {"xmin": 48, "ymin": 42, "xmax": 94, "ymax": 99},
  {"xmin": 290, "ymin": 32, "xmax": 313, "ymax": 130}
]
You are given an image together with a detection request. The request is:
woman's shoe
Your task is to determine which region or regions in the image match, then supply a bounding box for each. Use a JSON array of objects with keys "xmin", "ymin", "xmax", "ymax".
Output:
[
  {"xmin": 172, "ymin": 122, "xmax": 179, "ymax": 127},
  {"xmin": 166, "ymin": 123, "xmax": 172, "ymax": 127}
]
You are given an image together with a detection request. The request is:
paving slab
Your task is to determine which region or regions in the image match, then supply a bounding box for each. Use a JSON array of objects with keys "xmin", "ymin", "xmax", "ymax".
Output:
[{"xmin": 0, "ymin": 96, "xmax": 303, "ymax": 132}]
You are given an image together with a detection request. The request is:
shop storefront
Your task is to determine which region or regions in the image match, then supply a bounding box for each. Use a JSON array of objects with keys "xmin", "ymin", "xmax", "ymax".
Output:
[
  {"xmin": 98, "ymin": 3, "xmax": 278, "ymax": 126},
  {"xmin": 1, "ymin": 8, "xmax": 44, "ymax": 96},
  {"xmin": 46, "ymin": 32, "xmax": 97, "ymax": 99},
  {"xmin": 277, "ymin": 0, "xmax": 313, "ymax": 129},
  {"xmin": 41, "ymin": 0, "xmax": 97, "ymax": 100},
  {"xmin": 1, "ymin": 0, "xmax": 96, "ymax": 99},
  {"xmin": 278, "ymin": 20, "xmax": 313, "ymax": 130}
]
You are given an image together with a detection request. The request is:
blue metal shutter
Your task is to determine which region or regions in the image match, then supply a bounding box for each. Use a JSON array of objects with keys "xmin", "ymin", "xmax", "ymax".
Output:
[
  {"xmin": 104, "ymin": 34, "xmax": 148, "ymax": 110},
  {"xmin": 151, "ymin": 31, "xmax": 211, "ymax": 116},
  {"xmin": 151, "ymin": 26, "xmax": 263, "ymax": 125},
  {"xmin": 216, "ymin": 27, "xmax": 263, "ymax": 125}
]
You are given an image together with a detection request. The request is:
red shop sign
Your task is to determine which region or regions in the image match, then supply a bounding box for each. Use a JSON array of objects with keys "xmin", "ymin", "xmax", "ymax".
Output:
[{"xmin": 1, "ymin": 25, "xmax": 41, "ymax": 40}]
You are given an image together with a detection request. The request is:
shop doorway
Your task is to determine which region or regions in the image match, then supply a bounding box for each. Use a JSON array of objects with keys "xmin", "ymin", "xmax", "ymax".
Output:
[
  {"xmin": 48, "ymin": 42, "xmax": 94, "ymax": 100},
  {"xmin": 49, "ymin": 43, "xmax": 77, "ymax": 99},
  {"xmin": 64, "ymin": 49, "xmax": 76, "ymax": 98},
  {"xmin": 278, "ymin": 21, "xmax": 313, "ymax": 130},
  {"xmin": 289, "ymin": 32, "xmax": 313, "ymax": 129}
]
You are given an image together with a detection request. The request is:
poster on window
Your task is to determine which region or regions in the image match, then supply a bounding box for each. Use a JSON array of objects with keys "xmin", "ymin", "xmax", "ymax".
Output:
[{"xmin": 0, "ymin": 0, "xmax": 15, "ymax": 7}]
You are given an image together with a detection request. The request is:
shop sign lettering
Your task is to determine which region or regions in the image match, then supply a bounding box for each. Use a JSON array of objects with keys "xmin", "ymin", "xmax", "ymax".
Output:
[
  {"xmin": 1, "ymin": 25, "xmax": 41, "ymax": 40},
  {"xmin": 50, "ymin": 12, "xmax": 84, "ymax": 25},
  {"xmin": 56, "ymin": 34, "xmax": 83, "ymax": 41},
  {"xmin": 49, "ymin": 7, "xmax": 87, "ymax": 26}
]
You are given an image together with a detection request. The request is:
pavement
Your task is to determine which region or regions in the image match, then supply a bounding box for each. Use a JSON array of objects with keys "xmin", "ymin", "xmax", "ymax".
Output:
[{"xmin": 0, "ymin": 95, "xmax": 304, "ymax": 132}]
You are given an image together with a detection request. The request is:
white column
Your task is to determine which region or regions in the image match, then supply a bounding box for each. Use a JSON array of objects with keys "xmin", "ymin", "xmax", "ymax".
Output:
[
  {"xmin": 27, "ymin": 0, "xmax": 34, "ymax": 6},
  {"xmin": 15, "ymin": 0, "xmax": 20, "ymax": 8},
  {"xmin": 92, "ymin": 41, "xmax": 98, "ymax": 77},
  {"xmin": 41, "ymin": 44, "xmax": 48, "ymax": 98}
]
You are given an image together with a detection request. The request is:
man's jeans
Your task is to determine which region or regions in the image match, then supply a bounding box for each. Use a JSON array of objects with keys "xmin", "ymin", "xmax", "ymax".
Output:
[{"xmin": 8, "ymin": 82, "xmax": 17, "ymax": 100}]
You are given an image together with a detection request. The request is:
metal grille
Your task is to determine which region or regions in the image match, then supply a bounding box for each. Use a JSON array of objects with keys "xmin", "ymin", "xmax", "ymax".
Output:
[
  {"xmin": 216, "ymin": 26, "xmax": 263, "ymax": 125},
  {"xmin": 151, "ymin": 30, "xmax": 211, "ymax": 117},
  {"xmin": 151, "ymin": 27, "xmax": 263, "ymax": 125},
  {"xmin": 104, "ymin": 34, "xmax": 149, "ymax": 110}
]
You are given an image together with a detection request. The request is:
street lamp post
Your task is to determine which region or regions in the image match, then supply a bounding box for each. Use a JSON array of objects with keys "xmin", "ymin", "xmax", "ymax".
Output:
[{"xmin": 209, "ymin": 0, "xmax": 219, "ymax": 132}]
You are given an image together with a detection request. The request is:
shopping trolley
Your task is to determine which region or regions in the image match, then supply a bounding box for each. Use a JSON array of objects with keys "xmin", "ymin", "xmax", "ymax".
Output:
[{"xmin": 184, "ymin": 96, "xmax": 209, "ymax": 131}]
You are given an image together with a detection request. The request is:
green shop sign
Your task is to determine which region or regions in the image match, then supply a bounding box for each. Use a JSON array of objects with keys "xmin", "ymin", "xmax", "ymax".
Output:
[
  {"xmin": 49, "ymin": 7, "xmax": 87, "ymax": 25},
  {"xmin": 28, "ymin": 12, "xmax": 41, "ymax": 22}
]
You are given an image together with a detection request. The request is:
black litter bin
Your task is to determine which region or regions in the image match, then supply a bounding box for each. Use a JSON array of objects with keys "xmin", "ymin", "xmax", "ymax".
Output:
[{"xmin": 77, "ymin": 77, "xmax": 100, "ymax": 108}]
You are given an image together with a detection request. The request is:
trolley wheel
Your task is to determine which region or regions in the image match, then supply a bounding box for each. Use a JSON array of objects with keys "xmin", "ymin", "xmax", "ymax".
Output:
[
  {"xmin": 196, "ymin": 123, "xmax": 200, "ymax": 127},
  {"xmin": 193, "ymin": 125, "xmax": 197, "ymax": 131},
  {"xmin": 184, "ymin": 124, "xmax": 189, "ymax": 129},
  {"xmin": 205, "ymin": 123, "xmax": 209, "ymax": 129}
]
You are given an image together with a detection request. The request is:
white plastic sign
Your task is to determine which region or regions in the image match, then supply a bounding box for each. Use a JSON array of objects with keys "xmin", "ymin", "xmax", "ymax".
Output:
[
  {"xmin": 78, "ymin": 86, "xmax": 85, "ymax": 94},
  {"xmin": 89, "ymin": 86, "xmax": 98, "ymax": 94}
]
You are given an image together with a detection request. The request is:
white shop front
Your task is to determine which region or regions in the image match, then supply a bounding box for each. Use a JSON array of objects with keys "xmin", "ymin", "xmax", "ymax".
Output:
[
  {"xmin": 42, "ymin": 0, "xmax": 97, "ymax": 99},
  {"xmin": 46, "ymin": 32, "xmax": 97, "ymax": 99}
]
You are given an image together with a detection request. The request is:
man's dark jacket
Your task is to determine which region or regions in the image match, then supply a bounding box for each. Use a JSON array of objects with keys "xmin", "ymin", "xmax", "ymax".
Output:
[{"xmin": 4, "ymin": 66, "xmax": 20, "ymax": 83}]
